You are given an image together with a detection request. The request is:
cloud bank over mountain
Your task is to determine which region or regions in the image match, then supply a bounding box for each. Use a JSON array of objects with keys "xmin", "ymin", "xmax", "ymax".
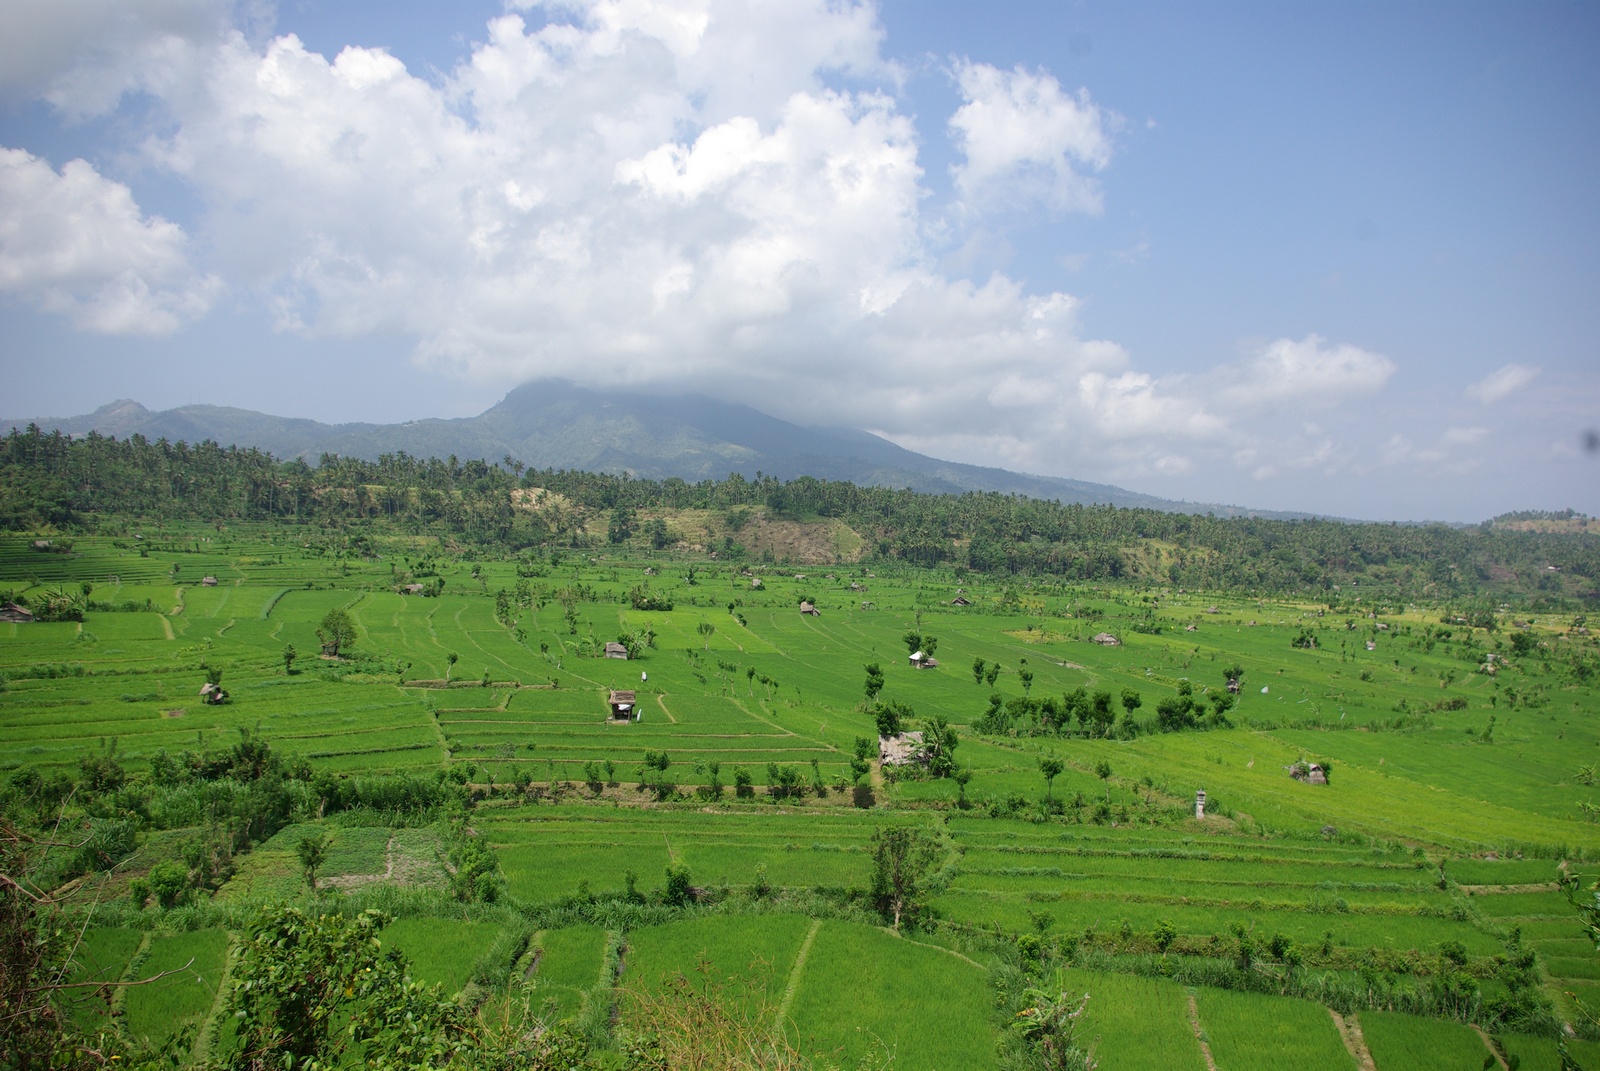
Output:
[{"xmin": 0, "ymin": 0, "xmax": 1594, "ymax": 521}]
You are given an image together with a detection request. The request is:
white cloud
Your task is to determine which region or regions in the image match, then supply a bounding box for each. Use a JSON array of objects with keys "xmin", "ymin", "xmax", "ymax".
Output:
[
  {"xmin": 0, "ymin": 148, "xmax": 216, "ymax": 333},
  {"xmin": 0, "ymin": 0, "xmax": 1431, "ymax": 503},
  {"xmin": 1466, "ymin": 362, "xmax": 1539, "ymax": 404},
  {"xmin": 948, "ymin": 60, "xmax": 1111, "ymax": 214},
  {"xmin": 1214, "ymin": 334, "xmax": 1395, "ymax": 411},
  {"xmin": 0, "ymin": 0, "xmax": 228, "ymax": 117}
]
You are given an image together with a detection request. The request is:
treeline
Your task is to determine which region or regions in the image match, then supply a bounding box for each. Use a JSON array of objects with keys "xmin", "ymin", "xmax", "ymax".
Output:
[{"xmin": 2, "ymin": 424, "xmax": 1596, "ymax": 603}]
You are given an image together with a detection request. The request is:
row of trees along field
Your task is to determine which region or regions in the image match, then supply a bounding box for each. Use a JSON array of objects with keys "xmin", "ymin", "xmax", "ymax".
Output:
[{"xmin": 2, "ymin": 424, "xmax": 1596, "ymax": 603}]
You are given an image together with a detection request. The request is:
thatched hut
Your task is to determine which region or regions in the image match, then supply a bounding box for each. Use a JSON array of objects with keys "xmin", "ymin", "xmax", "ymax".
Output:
[
  {"xmin": 607, "ymin": 689, "xmax": 637, "ymax": 720},
  {"xmin": 878, "ymin": 731, "xmax": 924, "ymax": 767},
  {"xmin": 604, "ymin": 642, "xmax": 630, "ymax": 659},
  {"xmin": 799, "ymin": 601, "xmax": 821, "ymax": 616},
  {"xmin": 1091, "ymin": 632, "xmax": 1120, "ymax": 646},
  {"xmin": 0, "ymin": 602, "xmax": 35, "ymax": 623}
]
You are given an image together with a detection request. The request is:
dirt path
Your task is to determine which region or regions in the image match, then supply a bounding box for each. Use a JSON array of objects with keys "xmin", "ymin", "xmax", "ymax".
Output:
[
  {"xmin": 161, "ymin": 615, "xmax": 174, "ymax": 641},
  {"xmin": 881, "ymin": 927, "xmax": 988, "ymax": 972},
  {"xmin": 1329, "ymin": 1008, "xmax": 1376, "ymax": 1071},
  {"xmin": 1471, "ymin": 1024, "xmax": 1509, "ymax": 1070},
  {"xmin": 1185, "ymin": 991, "xmax": 1220, "ymax": 1071},
  {"xmin": 1458, "ymin": 882, "xmax": 1558, "ymax": 894},
  {"xmin": 654, "ymin": 693, "xmax": 678, "ymax": 724},
  {"xmin": 730, "ymin": 697, "xmax": 798, "ymax": 737},
  {"xmin": 776, "ymin": 919, "xmax": 822, "ymax": 1029},
  {"xmin": 190, "ymin": 935, "xmax": 238, "ymax": 1066}
]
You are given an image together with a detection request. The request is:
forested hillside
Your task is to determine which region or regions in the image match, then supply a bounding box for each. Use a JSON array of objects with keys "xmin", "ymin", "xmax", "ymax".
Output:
[{"xmin": 2, "ymin": 425, "xmax": 1594, "ymax": 605}]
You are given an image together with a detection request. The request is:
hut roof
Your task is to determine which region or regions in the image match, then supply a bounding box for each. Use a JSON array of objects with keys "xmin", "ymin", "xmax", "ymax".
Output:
[
  {"xmin": 0, "ymin": 602, "xmax": 35, "ymax": 622},
  {"xmin": 1092, "ymin": 632, "xmax": 1120, "ymax": 646},
  {"xmin": 799, "ymin": 601, "xmax": 820, "ymax": 615},
  {"xmin": 950, "ymin": 596, "xmax": 971, "ymax": 606},
  {"xmin": 878, "ymin": 731, "xmax": 925, "ymax": 766},
  {"xmin": 604, "ymin": 641, "xmax": 629, "ymax": 658},
  {"xmin": 201, "ymin": 576, "xmax": 218, "ymax": 586}
]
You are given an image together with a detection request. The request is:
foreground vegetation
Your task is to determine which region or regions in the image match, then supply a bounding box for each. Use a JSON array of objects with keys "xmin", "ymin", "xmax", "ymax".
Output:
[{"xmin": 3, "ymin": 432, "xmax": 1599, "ymax": 1069}]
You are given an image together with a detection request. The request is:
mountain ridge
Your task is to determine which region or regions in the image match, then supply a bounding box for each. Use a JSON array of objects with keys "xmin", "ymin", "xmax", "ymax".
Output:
[{"xmin": 5, "ymin": 382, "xmax": 1321, "ymax": 519}]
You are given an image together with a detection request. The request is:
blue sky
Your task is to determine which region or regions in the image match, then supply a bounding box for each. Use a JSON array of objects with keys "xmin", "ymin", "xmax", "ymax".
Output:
[{"xmin": 1, "ymin": 0, "xmax": 1595, "ymax": 521}]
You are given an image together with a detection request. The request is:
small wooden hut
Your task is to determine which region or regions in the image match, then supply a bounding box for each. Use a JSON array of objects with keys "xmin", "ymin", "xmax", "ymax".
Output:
[
  {"xmin": 607, "ymin": 689, "xmax": 637, "ymax": 720},
  {"xmin": 799, "ymin": 601, "xmax": 820, "ymax": 616},
  {"xmin": 604, "ymin": 642, "xmax": 630, "ymax": 659}
]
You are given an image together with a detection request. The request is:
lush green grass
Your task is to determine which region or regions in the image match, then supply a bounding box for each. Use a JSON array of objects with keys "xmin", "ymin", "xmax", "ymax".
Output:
[
  {"xmin": 787, "ymin": 921, "xmax": 993, "ymax": 1071},
  {"xmin": 1056, "ymin": 969, "xmax": 1207, "ymax": 1070},
  {"xmin": 623, "ymin": 913, "xmax": 813, "ymax": 1013},
  {"xmin": 528, "ymin": 925, "xmax": 607, "ymax": 1023},
  {"xmin": 1193, "ymin": 986, "xmax": 1355, "ymax": 1071},
  {"xmin": 1497, "ymin": 1033, "xmax": 1600, "ymax": 1071},
  {"xmin": 1358, "ymin": 1011, "xmax": 1491, "ymax": 1071},
  {"xmin": 64, "ymin": 928, "xmax": 144, "ymax": 1032},
  {"xmin": 121, "ymin": 929, "xmax": 230, "ymax": 1048},
  {"xmin": 381, "ymin": 917, "xmax": 503, "ymax": 992}
]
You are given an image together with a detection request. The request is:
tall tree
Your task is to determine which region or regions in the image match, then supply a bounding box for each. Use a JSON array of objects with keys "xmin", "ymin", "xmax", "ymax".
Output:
[{"xmin": 869, "ymin": 826, "xmax": 940, "ymax": 932}]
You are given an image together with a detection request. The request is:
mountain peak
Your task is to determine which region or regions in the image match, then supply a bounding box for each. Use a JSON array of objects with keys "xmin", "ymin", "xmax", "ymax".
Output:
[{"xmin": 4, "ymin": 382, "xmax": 1309, "ymax": 518}]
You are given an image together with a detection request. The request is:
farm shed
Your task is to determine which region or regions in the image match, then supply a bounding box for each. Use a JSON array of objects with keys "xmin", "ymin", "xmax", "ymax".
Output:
[
  {"xmin": 604, "ymin": 642, "xmax": 629, "ymax": 659},
  {"xmin": 198, "ymin": 682, "xmax": 227, "ymax": 705},
  {"xmin": 1092, "ymin": 632, "xmax": 1121, "ymax": 646},
  {"xmin": 799, "ymin": 601, "xmax": 821, "ymax": 616},
  {"xmin": 201, "ymin": 576, "xmax": 218, "ymax": 587},
  {"xmin": 849, "ymin": 581, "xmax": 867, "ymax": 592},
  {"xmin": 607, "ymin": 690, "xmax": 637, "ymax": 720},
  {"xmin": 750, "ymin": 578, "xmax": 763, "ymax": 589},
  {"xmin": 1288, "ymin": 761, "xmax": 1328, "ymax": 785},
  {"xmin": 0, "ymin": 602, "xmax": 35, "ymax": 623},
  {"xmin": 909, "ymin": 651, "xmax": 939, "ymax": 669},
  {"xmin": 401, "ymin": 583, "xmax": 425, "ymax": 595},
  {"xmin": 878, "ymin": 731, "xmax": 925, "ymax": 766},
  {"xmin": 950, "ymin": 596, "xmax": 972, "ymax": 606}
]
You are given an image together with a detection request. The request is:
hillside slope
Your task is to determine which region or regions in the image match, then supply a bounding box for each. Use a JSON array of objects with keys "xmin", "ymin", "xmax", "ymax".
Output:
[{"xmin": 6, "ymin": 381, "xmax": 1303, "ymax": 517}]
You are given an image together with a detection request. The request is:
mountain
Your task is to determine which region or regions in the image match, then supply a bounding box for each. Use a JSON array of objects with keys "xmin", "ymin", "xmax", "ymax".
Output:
[{"xmin": 5, "ymin": 382, "xmax": 1304, "ymax": 517}]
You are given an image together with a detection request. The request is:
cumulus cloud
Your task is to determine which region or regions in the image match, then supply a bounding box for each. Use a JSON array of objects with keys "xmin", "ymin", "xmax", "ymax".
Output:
[
  {"xmin": 1, "ymin": 0, "xmax": 1426, "ymax": 497},
  {"xmin": 1466, "ymin": 362, "xmax": 1540, "ymax": 404},
  {"xmin": 1213, "ymin": 335, "xmax": 1395, "ymax": 411},
  {"xmin": 0, "ymin": 0, "xmax": 229, "ymax": 117},
  {"xmin": 0, "ymin": 148, "xmax": 216, "ymax": 332},
  {"xmin": 948, "ymin": 60, "xmax": 1111, "ymax": 214}
]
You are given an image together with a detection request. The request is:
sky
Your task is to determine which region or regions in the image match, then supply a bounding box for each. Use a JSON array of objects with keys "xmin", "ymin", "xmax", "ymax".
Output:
[{"xmin": 0, "ymin": 0, "xmax": 1596, "ymax": 522}]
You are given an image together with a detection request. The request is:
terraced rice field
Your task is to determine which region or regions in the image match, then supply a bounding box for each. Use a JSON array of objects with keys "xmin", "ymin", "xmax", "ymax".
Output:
[{"xmin": 7, "ymin": 532, "xmax": 1600, "ymax": 1067}]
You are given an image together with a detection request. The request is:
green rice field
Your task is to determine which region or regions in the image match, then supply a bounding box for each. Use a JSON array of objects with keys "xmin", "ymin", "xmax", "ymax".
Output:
[{"xmin": 6, "ymin": 529, "xmax": 1599, "ymax": 1068}]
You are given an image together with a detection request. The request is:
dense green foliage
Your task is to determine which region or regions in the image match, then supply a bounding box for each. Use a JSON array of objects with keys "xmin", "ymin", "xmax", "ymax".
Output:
[{"xmin": 2, "ymin": 425, "xmax": 1595, "ymax": 603}]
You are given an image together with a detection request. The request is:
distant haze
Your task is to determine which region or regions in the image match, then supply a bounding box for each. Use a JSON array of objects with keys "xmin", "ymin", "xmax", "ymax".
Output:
[{"xmin": 6, "ymin": 382, "xmax": 1336, "ymax": 521}]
